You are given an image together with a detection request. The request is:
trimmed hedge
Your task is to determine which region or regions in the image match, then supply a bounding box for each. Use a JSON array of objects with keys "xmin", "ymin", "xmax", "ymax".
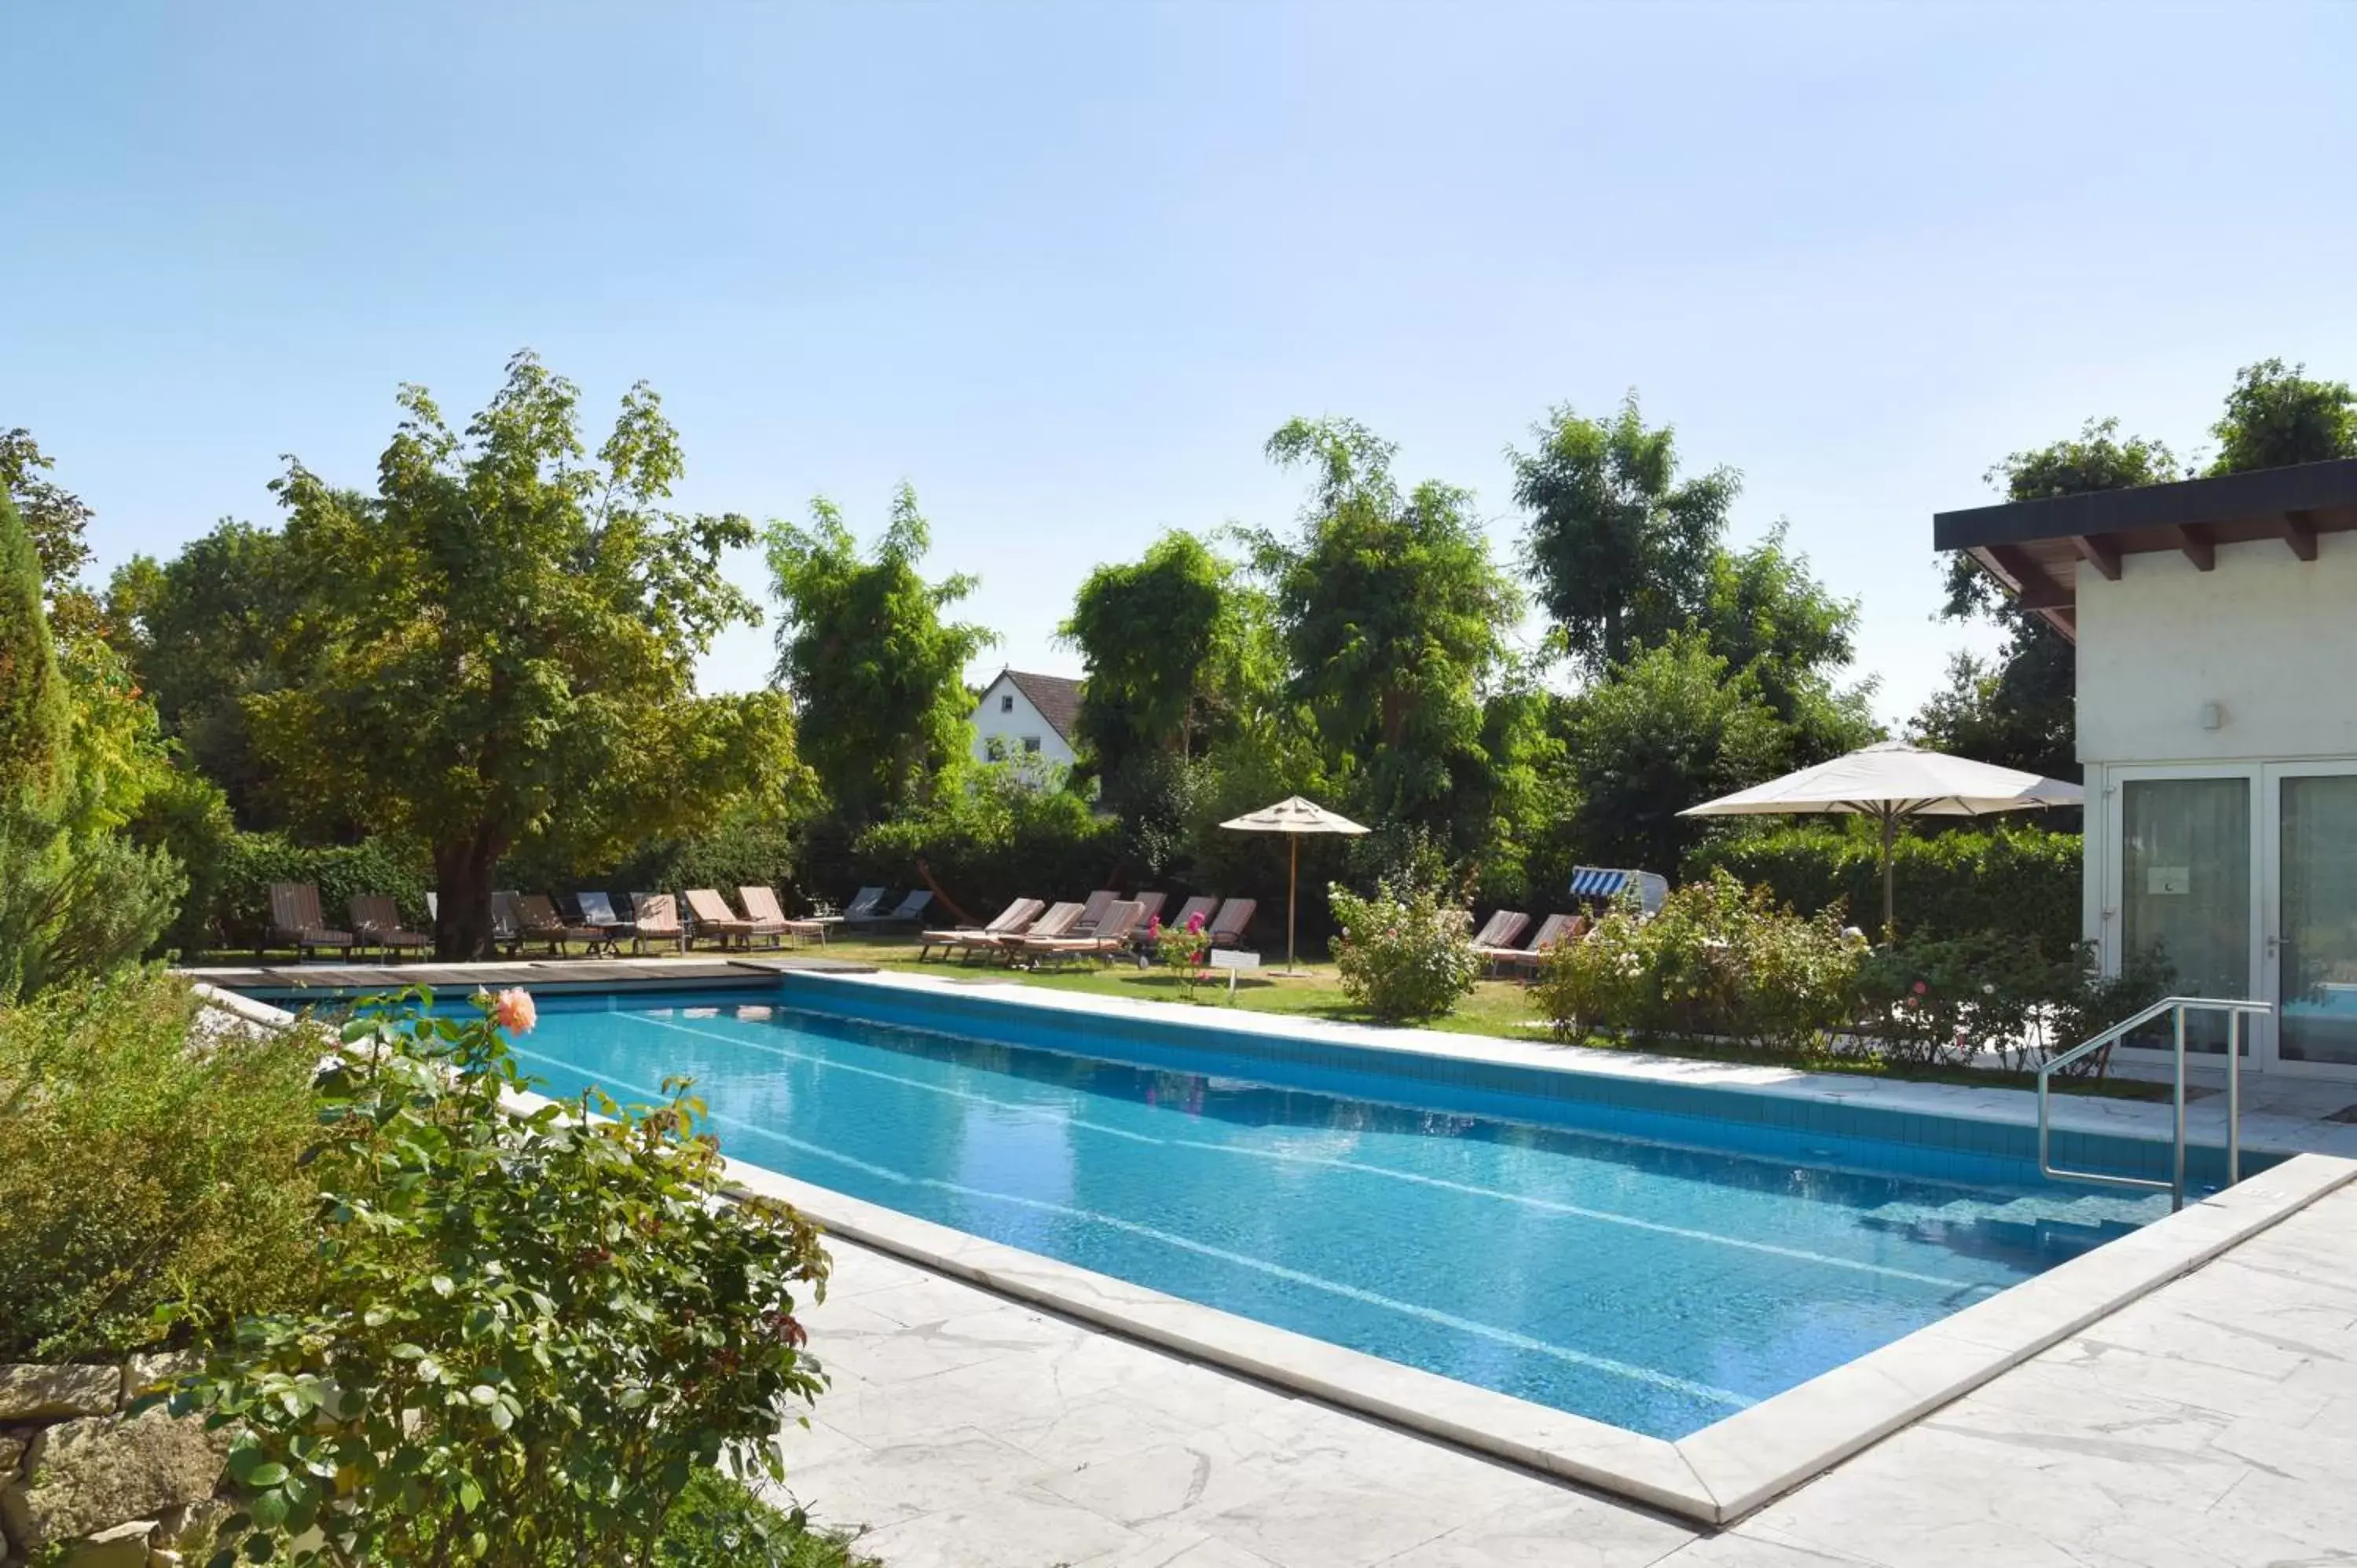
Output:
[{"xmin": 1688, "ymin": 823, "xmax": 2080, "ymax": 951}]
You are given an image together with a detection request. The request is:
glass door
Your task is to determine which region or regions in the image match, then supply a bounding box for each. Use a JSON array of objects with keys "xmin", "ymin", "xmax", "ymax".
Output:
[
  {"xmin": 2267, "ymin": 767, "xmax": 2357, "ymax": 1074},
  {"xmin": 2114, "ymin": 773, "xmax": 2253, "ymax": 1056}
]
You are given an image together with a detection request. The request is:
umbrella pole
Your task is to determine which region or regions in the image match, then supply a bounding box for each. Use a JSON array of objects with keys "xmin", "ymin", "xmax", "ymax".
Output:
[
  {"xmin": 1880, "ymin": 808, "xmax": 1897, "ymax": 944},
  {"xmin": 1288, "ymin": 832, "xmax": 1299, "ymax": 975}
]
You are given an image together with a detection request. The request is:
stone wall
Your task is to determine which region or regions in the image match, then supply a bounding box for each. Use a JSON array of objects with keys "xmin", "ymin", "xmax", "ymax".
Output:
[{"xmin": 0, "ymin": 1361, "xmax": 232, "ymax": 1568}]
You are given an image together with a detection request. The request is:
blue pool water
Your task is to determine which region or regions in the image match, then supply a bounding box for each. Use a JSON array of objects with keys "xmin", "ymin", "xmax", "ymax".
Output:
[{"xmin": 491, "ymin": 986, "xmax": 2165, "ymax": 1441}]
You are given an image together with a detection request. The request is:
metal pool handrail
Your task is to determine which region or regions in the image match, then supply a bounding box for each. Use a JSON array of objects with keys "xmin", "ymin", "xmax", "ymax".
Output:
[{"xmin": 2037, "ymin": 995, "xmax": 2274, "ymax": 1211}]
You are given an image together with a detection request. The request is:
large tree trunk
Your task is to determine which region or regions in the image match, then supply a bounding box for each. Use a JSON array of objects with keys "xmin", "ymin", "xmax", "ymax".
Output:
[{"xmin": 432, "ymin": 829, "xmax": 505, "ymax": 960}]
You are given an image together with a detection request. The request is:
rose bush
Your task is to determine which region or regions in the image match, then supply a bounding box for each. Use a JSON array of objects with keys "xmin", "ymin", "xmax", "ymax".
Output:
[
  {"xmin": 1329, "ymin": 879, "xmax": 1480, "ymax": 1021},
  {"xmin": 153, "ymin": 987, "xmax": 832, "ymax": 1567},
  {"xmin": 1533, "ymin": 874, "xmax": 1861, "ymax": 1055}
]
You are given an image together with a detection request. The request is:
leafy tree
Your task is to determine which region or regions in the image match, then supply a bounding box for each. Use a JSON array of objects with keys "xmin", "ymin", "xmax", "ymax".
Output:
[
  {"xmin": 244, "ymin": 353, "xmax": 794, "ymax": 958},
  {"xmin": 0, "ymin": 427, "xmax": 95, "ymax": 597},
  {"xmin": 765, "ymin": 486, "xmax": 993, "ymax": 828},
  {"xmin": 1512, "ymin": 395, "xmax": 1736, "ymax": 674},
  {"xmin": 1248, "ymin": 417, "xmax": 1519, "ymax": 844},
  {"xmin": 1514, "ymin": 396, "xmax": 1871, "ymax": 776},
  {"xmin": 105, "ymin": 520, "xmax": 295, "ymax": 826},
  {"xmin": 1561, "ymin": 632, "xmax": 1787, "ymax": 874},
  {"xmin": 2209, "ymin": 357, "xmax": 2357, "ymax": 473},
  {"xmin": 1059, "ymin": 529, "xmax": 1274, "ymax": 775},
  {"xmin": 1917, "ymin": 418, "xmax": 2180, "ymax": 779},
  {"xmin": 1700, "ymin": 529, "xmax": 1877, "ymax": 764}
]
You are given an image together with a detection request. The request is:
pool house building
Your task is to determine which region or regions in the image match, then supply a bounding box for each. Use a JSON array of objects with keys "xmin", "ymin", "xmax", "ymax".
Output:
[{"xmin": 1935, "ymin": 456, "xmax": 2357, "ymax": 1079}]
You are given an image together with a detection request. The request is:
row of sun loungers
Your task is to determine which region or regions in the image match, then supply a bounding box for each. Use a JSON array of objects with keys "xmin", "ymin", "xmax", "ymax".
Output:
[
  {"xmin": 262, "ymin": 881, "xmax": 904, "ymax": 961},
  {"xmin": 1468, "ymin": 908, "xmax": 1590, "ymax": 977},
  {"xmin": 916, "ymin": 891, "xmax": 1256, "ymax": 968}
]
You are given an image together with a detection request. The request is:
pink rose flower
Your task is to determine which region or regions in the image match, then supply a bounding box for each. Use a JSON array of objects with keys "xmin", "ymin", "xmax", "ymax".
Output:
[
  {"xmin": 1148, "ymin": 915, "xmax": 1162, "ymax": 938},
  {"xmin": 1911, "ymin": 980, "xmax": 1928, "ymax": 996},
  {"xmin": 1185, "ymin": 911, "xmax": 1205, "ymax": 934},
  {"xmin": 493, "ymin": 987, "xmax": 537, "ymax": 1035}
]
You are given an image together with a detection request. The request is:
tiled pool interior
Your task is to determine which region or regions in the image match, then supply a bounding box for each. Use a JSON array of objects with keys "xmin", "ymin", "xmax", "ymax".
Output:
[{"xmin": 315, "ymin": 977, "xmax": 2213, "ymax": 1442}]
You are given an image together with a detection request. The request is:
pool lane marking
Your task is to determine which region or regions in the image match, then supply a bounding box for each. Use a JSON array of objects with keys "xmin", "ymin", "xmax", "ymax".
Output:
[
  {"xmin": 508, "ymin": 1042, "xmax": 1755, "ymax": 1414},
  {"xmin": 1167, "ymin": 1138, "xmax": 1995, "ymax": 1296},
  {"xmin": 618, "ymin": 1011, "xmax": 1991, "ymax": 1298},
  {"xmin": 622, "ymin": 1011, "xmax": 1162, "ymax": 1144}
]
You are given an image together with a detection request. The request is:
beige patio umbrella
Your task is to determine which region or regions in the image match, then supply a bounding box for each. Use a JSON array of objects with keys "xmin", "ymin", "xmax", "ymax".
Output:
[
  {"xmin": 1679, "ymin": 741, "xmax": 2082, "ymax": 940},
  {"xmin": 1219, "ymin": 795, "xmax": 1369, "ymax": 976}
]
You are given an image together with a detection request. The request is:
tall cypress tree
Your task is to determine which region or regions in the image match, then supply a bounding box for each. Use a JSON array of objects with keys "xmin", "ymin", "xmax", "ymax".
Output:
[{"xmin": 0, "ymin": 490, "xmax": 66, "ymax": 804}]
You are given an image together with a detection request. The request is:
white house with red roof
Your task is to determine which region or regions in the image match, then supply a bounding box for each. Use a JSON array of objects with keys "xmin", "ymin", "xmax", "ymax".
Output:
[{"xmin": 970, "ymin": 667, "xmax": 1083, "ymax": 772}]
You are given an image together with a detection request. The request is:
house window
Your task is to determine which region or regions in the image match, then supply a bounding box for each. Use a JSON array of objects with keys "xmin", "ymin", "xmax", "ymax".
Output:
[
  {"xmin": 1000, "ymin": 694, "xmax": 1014, "ymax": 713},
  {"xmin": 1022, "ymin": 736, "xmax": 1042, "ymax": 754}
]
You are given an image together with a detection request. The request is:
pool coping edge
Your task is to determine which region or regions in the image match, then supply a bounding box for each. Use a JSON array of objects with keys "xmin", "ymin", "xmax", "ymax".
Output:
[{"xmin": 728, "ymin": 1151, "xmax": 2357, "ymax": 1526}]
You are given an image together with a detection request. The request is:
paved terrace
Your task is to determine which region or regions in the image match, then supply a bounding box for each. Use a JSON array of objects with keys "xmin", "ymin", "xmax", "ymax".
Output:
[{"xmin": 779, "ymin": 1185, "xmax": 2357, "ymax": 1568}]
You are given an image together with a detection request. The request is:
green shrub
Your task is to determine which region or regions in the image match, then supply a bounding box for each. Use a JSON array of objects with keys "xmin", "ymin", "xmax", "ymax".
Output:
[
  {"xmin": 198, "ymin": 830, "xmax": 430, "ymax": 953},
  {"xmin": 1859, "ymin": 934, "xmax": 2172, "ymax": 1075},
  {"xmin": 1329, "ymin": 879, "xmax": 1480, "ymax": 1021},
  {"xmin": 1533, "ymin": 874, "xmax": 1863, "ymax": 1054},
  {"xmin": 655, "ymin": 1468, "xmax": 871, "ymax": 1568},
  {"xmin": 128, "ymin": 765, "xmax": 240, "ymax": 956},
  {"xmin": 1688, "ymin": 822, "xmax": 2080, "ymax": 951},
  {"xmin": 159, "ymin": 991, "xmax": 830, "ymax": 1566},
  {"xmin": 0, "ymin": 821, "xmax": 186, "ymax": 1001},
  {"xmin": 0, "ymin": 970, "xmax": 324, "ymax": 1360}
]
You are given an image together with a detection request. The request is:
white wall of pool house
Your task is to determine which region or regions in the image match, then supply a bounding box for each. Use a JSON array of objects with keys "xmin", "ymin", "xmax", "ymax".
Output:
[{"xmin": 2073, "ymin": 530, "xmax": 2357, "ymax": 1077}]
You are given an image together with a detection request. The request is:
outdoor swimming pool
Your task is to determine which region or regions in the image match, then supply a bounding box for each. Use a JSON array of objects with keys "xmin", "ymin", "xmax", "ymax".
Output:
[{"xmin": 477, "ymin": 980, "xmax": 2174, "ymax": 1441}]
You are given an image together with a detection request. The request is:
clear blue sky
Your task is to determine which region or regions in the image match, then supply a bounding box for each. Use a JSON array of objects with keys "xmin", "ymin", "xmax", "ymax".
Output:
[{"xmin": 8, "ymin": 2, "xmax": 2354, "ymax": 726}]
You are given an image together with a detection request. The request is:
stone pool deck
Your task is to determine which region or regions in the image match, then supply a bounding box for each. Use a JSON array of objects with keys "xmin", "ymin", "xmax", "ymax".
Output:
[{"xmin": 779, "ymin": 1183, "xmax": 2357, "ymax": 1567}]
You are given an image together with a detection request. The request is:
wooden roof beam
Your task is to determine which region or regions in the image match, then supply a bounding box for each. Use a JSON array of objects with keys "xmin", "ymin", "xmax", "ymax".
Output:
[
  {"xmin": 2280, "ymin": 508, "xmax": 2320, "ymax": 562},
  {"xmin": 2071, "ymin": 533, "xmax": 2123, "ymax": 581},
  {"xmin": 2170, "ymin": 522, "xmax": 2216, "ymax": 571},
  {"xmin": 1986, "ymin": 543, "xmax": 2074, "ymax": 610}
]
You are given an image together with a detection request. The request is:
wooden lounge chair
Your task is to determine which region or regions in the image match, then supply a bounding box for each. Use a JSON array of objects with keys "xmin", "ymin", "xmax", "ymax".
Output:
[
  {"xmin": 629, "ymin": 893, "xmax": 686, "ymax": 954},
  {"xmin": 739, "ymin": 885, "xmax": 830, "ymax": 949},
  {"xmin": 918, "ymin": 898, "xmax": 1043, "ymax": 962},
  {"xmin": 516, "ymin": 893, "xmax": 607, "ymax": 957},
  {"xmin": 1025, "ymin": 901, "xmax": 1147, "ymax": 968},
  {"xmin": 1069, "ymin": 890, "xmax": 1118, "ymax": 936},
  {"xmin": 489, "ymin": 891, "xmax": 529, "ymax": 957},
  {"xmin": 1128, "ymin": 891, "xmax": 1168, "ymax": 929},
  {"xmin": 683, "ymin": 888, "xmax": 759, "ymax": 951},
  {"xmin": 266, "ymin": 882, "xmax": 354, "ymax": 962},
  {"xmin": 1164, "ymin": 895, "xmax": 1218, "ymax": 935},
  {"xmin": 575, "ymin": 892, "xmax": 637, "ymax": 947},
  {"xmin": 1206, "ymin": 898, "xmax": 1257, "ymax": 949},
  {"xmin": 1487, "ymin": 913, "xmax": 1588, "ymax": 979},
  {"xmin": 1468, "ymin": 910, "xmax": 1531, "ymax": 953},
  {"xmin": 843, "ymin": 889, "xmax": 933, "ymax": 931},
  {"xmin": 998, "ymin": 900, "xmax": 1085, "ymax": 962},
  {"xmin": 347, "ymin": 894, "xmax": 430, "ymax": 962}
]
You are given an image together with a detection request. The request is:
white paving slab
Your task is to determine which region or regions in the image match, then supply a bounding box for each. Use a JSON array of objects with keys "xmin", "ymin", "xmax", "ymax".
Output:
[{"xmin": 775, "ymin": 1183, "xmax": 2357, "ymax": 1568}]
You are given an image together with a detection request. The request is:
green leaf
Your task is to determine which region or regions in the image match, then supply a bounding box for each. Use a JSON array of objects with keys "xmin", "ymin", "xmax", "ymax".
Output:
[{"xmin": 247, "ymin": 1461, "xmax": 289, "ymax": 1488}]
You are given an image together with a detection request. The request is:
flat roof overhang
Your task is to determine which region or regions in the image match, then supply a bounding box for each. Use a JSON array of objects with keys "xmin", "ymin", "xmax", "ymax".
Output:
[{"xmin": 1931, "ymin": 457, "xmax": 2357, "ymax": 644}]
